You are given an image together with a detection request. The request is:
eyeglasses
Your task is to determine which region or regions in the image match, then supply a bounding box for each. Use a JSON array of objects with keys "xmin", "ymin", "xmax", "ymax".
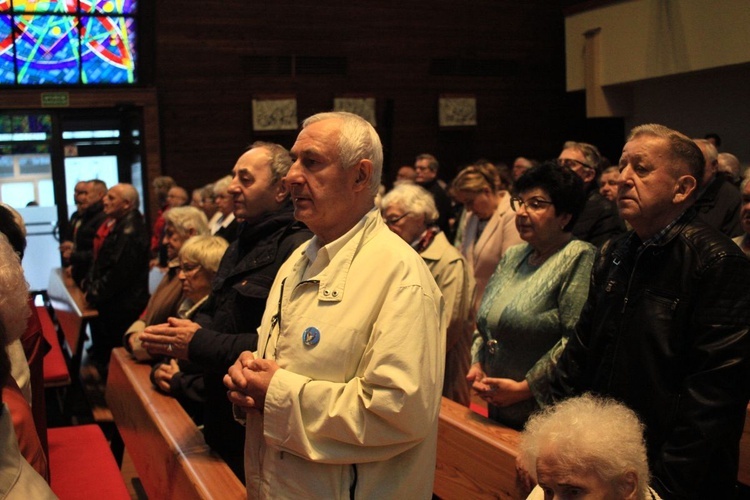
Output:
[
  {"xmin": 179, "ymin": 263, "xmax": 202, "ymax": 275},
  {"xmin": 557, "ymin": 157, "xmax": 594, "ymax": 171},
  {"xmin": 510, "ymin": 196, "xmax": 554, "ymax": 212},
  {"xmin": 383, "ymin": 212, "xmax": 411, "ymax": 226}
]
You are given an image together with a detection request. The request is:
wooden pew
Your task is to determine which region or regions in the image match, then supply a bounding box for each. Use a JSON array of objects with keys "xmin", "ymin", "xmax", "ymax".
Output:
[
  {"xmin": 106, "ymin": 348, "xmax": 245, "ymax": 499},
  {"xmin": 436, "ymin": 399, "xmax": 750, "ymax": 496},
  {"xmin": 46, "ymin": 267, "xmax": 98, "ymax": 374},
  {"xmin": 739, "ymin": 404, "xmax": 750, "ymax": 486},
  {"xmin": 435, "ymin": 397, "xmax": 520, "ymax": 499}
]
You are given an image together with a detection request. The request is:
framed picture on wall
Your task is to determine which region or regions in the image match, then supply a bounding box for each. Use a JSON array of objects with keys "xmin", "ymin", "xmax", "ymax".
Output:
[
  {"xmin": 438, "ymin": 95, "xmax": 477, "ymax": 127},
  {"xmin": 252, "ymin": 95, "xmax": 298, "ymax": 131},
  {"xmin": 333, "ymin": 96, "xmax": 377, "ymax": 126}
]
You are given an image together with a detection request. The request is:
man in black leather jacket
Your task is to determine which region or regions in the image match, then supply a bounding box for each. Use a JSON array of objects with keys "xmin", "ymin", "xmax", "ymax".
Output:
[
  {"xmin": 85, "ymin": 183, "xmax": 150, "ymax": 366},
  {"xmin": 140, "ymin": 142, "xmax": 312, "ymax": 480},
  {"xmin": 550, "ymin": 124, "xmax": 750, "ymax": 499}
]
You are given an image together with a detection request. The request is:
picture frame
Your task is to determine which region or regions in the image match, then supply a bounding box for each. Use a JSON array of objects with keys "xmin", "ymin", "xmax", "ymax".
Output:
[
  {"xmin": 252, "ymin": 96, "xmax": 298, "ymax": 131},
  {"xmin": 438, "ymin": 95, "xmax": 477, "ymax": 127},
  {"xmin": 333, "ymin": 96, "xmax": 377, "ymax": 126}
]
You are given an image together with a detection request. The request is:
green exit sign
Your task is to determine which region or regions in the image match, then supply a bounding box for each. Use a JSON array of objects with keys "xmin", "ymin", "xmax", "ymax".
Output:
[{"xmin": 41, "ymin": 92, "xmax": 70, "ymax": 107}]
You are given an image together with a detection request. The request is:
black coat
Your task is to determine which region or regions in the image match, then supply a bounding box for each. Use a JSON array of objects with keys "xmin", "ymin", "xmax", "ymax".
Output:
[
  {"xmin": 695, "ymin": 175, "xmax": 743, "ymax": 237},
  {"xmin": 551, "ymin": 209, "xmax": 750, "ymax": 499},
  {"xmin": 188, "ymin": 202, "xmax": 312, "ymax": 478},
  {"xmin": 420, "ymin": 178, "xmax": 453, "ymax": 237},
  {"xmin": 84, "ymin": 209, "xmax": 150, "ymax": 361},
  {"xmin": 68, "ymin": 201, "xmax": 107, "ymax": 286},
  {"xmin": 85, "ymin": 209, "xmax": 150, "ymax": 317},
  {"xmin": 571, "ymin": 184, "xmax": 625, "ymax": 247}
]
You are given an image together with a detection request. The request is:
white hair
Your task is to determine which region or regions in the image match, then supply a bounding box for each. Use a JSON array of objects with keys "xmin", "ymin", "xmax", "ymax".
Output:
[
  {"xmin": 380, "ymin": 183, "xmax": 439, "ymax": 224},
  {"xmin": 213, "ymin": 175, "xmax": 232, "ymax": 195},
  {"xmin": 302, "ymin": 111, "xmax": 383, "ymax": 196},
  {"xmin": 0, "ymin": 234, "xmax": 30, "ymax": 344},
  {"xmin": 519, "ymin": 394, "xmax": 650, "ymax": 500},
  {"xmin": 164, "ymin": 206, "xmax": 209, "ymax": 238},
  {"xmin": 179, "ymin": 235, "xmax": 229, "ymax": 274}
]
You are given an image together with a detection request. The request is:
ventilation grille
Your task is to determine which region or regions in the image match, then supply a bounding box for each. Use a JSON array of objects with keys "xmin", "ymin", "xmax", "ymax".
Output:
[
  {"xmin": 429, "ymin": 58, "xmax": 520, "ymax": 77},
  {"xmin": 240, "ymin": 56, "xmax": 347, "ymax": 76}
]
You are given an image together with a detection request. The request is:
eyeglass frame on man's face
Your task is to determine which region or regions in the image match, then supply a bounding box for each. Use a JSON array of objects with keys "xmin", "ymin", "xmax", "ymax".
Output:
[
  {"xmin": 383, "ymin": 212, "xmax": 411, "ymax": 226},
  {"xmin": 556, "ymin": 157, "xmax": 594, "ymax": 172},
  {"xmin": 510, "ymin": 196, "xmax": 555, "ymax": 213}
]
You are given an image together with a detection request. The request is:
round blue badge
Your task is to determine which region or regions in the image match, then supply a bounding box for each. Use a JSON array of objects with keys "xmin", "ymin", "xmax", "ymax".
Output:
[{"xmin": 302, "ymin": 327, "xmax": 320, "ymax": 346}]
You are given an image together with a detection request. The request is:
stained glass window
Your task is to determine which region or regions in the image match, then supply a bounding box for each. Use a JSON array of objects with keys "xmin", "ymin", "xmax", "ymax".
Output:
[{"xmin": 0, "ymin": 0, "xmax": 137, "ymax": 85}]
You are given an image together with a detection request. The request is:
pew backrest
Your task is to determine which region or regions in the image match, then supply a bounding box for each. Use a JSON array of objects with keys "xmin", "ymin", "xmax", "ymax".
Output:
[
  {"xmin": 47, "ymin": 268, "xmax": 97, "ymax": 365},
  {"xmin": 106, "ymin": 348, "xmax": 245, "ymax": 500},
  {"xmin": 435, "ymin": 397, "xmax": 520, "ymax": 499}
]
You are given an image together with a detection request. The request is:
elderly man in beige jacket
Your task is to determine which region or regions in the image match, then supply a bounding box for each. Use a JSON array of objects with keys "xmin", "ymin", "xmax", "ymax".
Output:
[{"xmin": 225, "ymin": 112, "xmax": 445, "ymax": 499}]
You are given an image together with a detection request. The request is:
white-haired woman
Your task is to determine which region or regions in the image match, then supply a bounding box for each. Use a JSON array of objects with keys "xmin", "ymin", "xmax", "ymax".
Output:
[
  {"xmin": 150, "ymin": 235, "xmax": 228, "ymax": 415},
  {"xmin": 518, "ymin": 394, "xmax": 659, "ymax": 500},
  {"xmin": 381, "ymin": 184, "xmax": 475, "ymax": 405},
  {"xmin": 0, "ymin": 236, "xmax": 55, "ymax": 497},
  {"xmin": 125, "ymin": 206, "xmax": 210, "ymax": 360}
]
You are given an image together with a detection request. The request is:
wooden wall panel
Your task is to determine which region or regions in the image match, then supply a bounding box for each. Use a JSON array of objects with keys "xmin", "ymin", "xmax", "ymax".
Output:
[{"xmin": 154, "ymin": 0, "xmax": 581, "ymax": 189}]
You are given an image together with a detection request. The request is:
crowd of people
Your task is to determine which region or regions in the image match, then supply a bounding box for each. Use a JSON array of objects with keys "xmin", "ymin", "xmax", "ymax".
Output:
[{"xmin": 1, "ymin": 114, "xmax": 750, "ymax": 498}]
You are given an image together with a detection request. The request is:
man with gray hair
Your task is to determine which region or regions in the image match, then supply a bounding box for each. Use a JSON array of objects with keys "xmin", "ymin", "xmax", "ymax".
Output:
[
  {"xmin": 140, "ymin": 142, "xmax": 311, "ymax": 479},
  {"xmin": 718, "ymin": 152, "xmax": 741, "ymax": 186},
  {"xmin": 558, "ymin": 141, "xmax": 624, "ymax": 246},
  {"xmin": 734, "ymin": 175, "xmax": 750, "ymax": 257},
  {"xmin": 225, "ymin": 112, "xmax": 446, "ymax": 498},
  {"xmin": 550, "ymin": 125, "xmax": 750, "ymax": 498},
  {"xmin": 61, "ymin": 179, "xmax": 108, "ymax": 286},
  {"xmin": 693, "ymin": 138, "xmax": 742, "ymax": 237},
  {"xmin": 85, "ymin": 183, "xmax": 150, "ymax": 367}
]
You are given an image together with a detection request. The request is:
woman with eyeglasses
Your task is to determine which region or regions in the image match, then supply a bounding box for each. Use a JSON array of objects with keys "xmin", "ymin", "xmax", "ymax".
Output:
[
  {"xmin": 150, "ymin": 235, "xmax": 229, "ymax": 417},
  {"xmin": 452, "ymin": 163, "xmax": 522, "ymax": 316},
  {"xmin": 466, "ymin": 161, "xmax": 596, "ymax": 429},
  {"xmin": 380, "ymin": 183, "xmax": 476, "ymax": 405},
  {"xmin": 124, "ymin": 206, "xmax": 210, "ymax": 361}
]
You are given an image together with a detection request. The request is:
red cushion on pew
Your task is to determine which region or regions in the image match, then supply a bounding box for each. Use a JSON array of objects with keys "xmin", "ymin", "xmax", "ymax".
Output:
[
  {"xmin": 470, "ymin": 401, "xmax": 489, "ymax": 418},
  {"xmin": 48, "ymin": 425, "xmax": 130, "ymax": 500},
  {"xmin": 37, "ymin": 306, "xmax": 71, "ymax": 387}
]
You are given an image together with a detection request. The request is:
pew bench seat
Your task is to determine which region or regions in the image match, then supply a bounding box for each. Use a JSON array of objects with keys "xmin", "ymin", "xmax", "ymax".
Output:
[
  {"xmin": 48, "ymin": 424, "xmax": 130, "ymax": 500},
  {"xmin": 36, "ymin": 306, "xmax": 71, "ymax": 388}
]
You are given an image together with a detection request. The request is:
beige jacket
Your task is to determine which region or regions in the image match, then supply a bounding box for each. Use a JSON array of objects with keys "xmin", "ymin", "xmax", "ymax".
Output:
[
  {"xmin": 245, "ymin": 209, "xmax": 445, "ymax": 499},
  {"xmin": 420, "ymin": 231, "xmax": 475, "ymax": 406}
]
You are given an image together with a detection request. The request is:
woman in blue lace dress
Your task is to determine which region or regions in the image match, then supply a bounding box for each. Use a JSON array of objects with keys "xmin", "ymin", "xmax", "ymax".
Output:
[{"xmin": 467, "ymin": 162, "xmax": 596, "ymax": 429}]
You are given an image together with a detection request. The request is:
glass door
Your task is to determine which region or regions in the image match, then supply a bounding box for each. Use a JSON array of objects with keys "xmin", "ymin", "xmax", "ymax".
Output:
[{"xmin": 0, "ymin": 108, "xmax": 144, "ymax": 291}]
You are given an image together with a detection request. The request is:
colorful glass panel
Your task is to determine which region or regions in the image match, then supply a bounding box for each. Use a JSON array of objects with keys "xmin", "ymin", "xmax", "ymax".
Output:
[
  {"xmin": 0, "ymin": 15, "xmax": 15, "ymax": 83},
  {"xmin": 9, "ymin": 0, "xmax": 77, "ymax": 14},
  {"xmin": 0, "ymin": 0, "xmax": 137, "ymax": 85},
  {"xmin": 80, "ymin": 15, "xmax": 134, "ymax": 83},
  {"xmin": 14, "ymin": 14, "xmax": 80, "ymax": 84},
  {"xmin": 80, "ymin": 0, "xmax": 136, "ymax": 15}
]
